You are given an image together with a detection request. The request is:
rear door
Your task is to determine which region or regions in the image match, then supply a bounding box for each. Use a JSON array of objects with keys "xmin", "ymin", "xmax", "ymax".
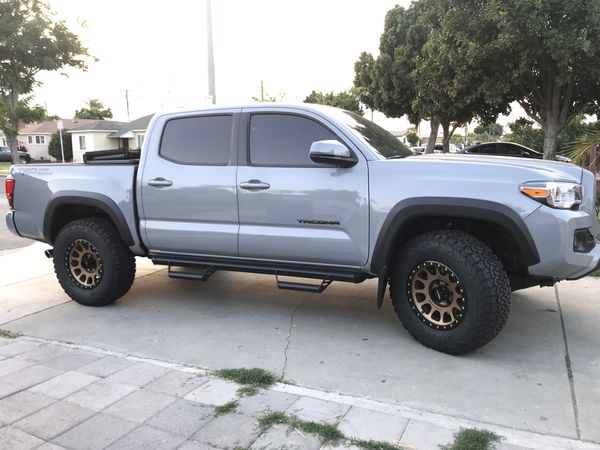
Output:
[
  {"xmin": 236, "ymin": 110, "xmax": 369, "ymax": 266},
  {"xmin": 139, "ymin": 112, "xmax": 239, "ymax": 256}
]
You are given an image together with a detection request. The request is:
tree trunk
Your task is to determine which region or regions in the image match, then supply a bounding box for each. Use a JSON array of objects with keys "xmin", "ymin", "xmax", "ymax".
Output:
[
  {"xmin": 7, "ymin": 87, "xmax": 20, "ymax": 164},
  {"xmin": 542, "ymin": 119, "xmax": 560, "ymax": 160},
  {"xmin": 425, "ymin": 118, "xmax": 440, "ymax": 154}
]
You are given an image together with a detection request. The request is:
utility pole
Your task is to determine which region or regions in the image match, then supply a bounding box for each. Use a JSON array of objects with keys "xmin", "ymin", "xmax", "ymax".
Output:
[
  {"xmin": 123, "ymin": 90, "xmax": 130, "ymax": 121},
  {"xmin": 260, "ymin": 80, "xmax": 264, "ymax": 102},
  {"xmin": 207, "ymin": 0, "xmax": 216, "ymax": 104}
]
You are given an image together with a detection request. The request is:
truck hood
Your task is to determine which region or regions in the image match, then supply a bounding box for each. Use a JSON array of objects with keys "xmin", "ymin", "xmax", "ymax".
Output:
[{"xmin": 412, "ymin": 153, "xmax": 583, "ymax": 183}]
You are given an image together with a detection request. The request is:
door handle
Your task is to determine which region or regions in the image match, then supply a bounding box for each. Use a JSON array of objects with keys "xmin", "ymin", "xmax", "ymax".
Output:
[
  {"xmin": 239, "ymin": 180, "xmax": 270, "ymax": 191},
  {"xmin": 147, "ymin": 177, "xmax": 173, "ymax": 187}
]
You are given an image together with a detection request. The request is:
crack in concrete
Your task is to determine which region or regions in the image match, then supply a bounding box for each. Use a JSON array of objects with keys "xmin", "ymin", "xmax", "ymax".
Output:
[
  {"xmin": 281, "ymin": 300, "xmax": 304, "ymax": 380},
  {"xmin": 555, "ymin": 284, "xmax": 581, "ymax": 440}
]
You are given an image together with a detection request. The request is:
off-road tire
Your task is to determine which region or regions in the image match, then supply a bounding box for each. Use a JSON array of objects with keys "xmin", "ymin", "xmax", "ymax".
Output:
[
  {"xmin": 389, "ymin": 230, "xmax": 511, "ymax": 355},
  {"xmin": 53, "ymin": 217, "xmax": 136, "ymax": 306}
]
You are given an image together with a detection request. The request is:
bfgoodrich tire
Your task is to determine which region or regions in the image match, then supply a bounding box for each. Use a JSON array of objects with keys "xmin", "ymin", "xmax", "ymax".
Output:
[
  {"xmin": 389, "ymin": 230, "xmax": 511, "ymax": 355},
  {"xmin": 53, "ymin": 217, "xmax": 136, "ymax": 306}
]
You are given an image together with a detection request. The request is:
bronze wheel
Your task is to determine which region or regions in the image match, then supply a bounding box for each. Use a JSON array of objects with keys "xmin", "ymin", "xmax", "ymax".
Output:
[
  {"xmin": 66, "ymin": 239, "xmax": 104, "ymax": 289},
  {"xmin": 407, "ymin": 260, "xmax": 466, "ymax": 330}
]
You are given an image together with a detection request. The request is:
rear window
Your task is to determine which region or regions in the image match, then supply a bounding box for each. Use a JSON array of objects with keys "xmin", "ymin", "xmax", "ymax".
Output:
[{"xmin": 160, "ymin": 115, "xmax": 233, "ymax": 165}]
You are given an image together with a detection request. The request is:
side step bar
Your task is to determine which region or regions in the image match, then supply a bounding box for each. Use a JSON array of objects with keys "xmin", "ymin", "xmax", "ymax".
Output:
[
  {"xmin": 155, "ymin": 254, "xmax": 369, "ymax": 294},
  {"xmin": 276, "ymin": 276, "xmax": 333, "ymax": 293},
  {"xmin": 168, "ymin": 264, "xmax": 216, "ymax": 281}
]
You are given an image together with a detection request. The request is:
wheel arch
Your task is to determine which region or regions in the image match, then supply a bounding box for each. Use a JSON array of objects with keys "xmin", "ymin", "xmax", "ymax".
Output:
[
  {"xmin": 43, "ymin": 192, "xmax": 134, "ymax": 246},
  {"xmin": 371, "ymin": 197, "xmax": 540, "ymax": 276}
]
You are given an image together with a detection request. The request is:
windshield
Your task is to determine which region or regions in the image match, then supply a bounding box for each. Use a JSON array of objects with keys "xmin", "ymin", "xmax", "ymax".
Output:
[{"xmin": 340, "ymin": 111, "xmax": 413, "ymax": 159}]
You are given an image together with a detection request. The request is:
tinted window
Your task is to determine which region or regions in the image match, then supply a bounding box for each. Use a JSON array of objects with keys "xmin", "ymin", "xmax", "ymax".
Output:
[
  {"xmin": 160, "ymin": 115, "xmax": 232, "ymax": 165},
  {"xmin": 340, "ymin": 111, "xmax": 413, "ymax": 159},
  {"xmin": 498, "ymin": 143, "xmax": 522, "ymax": 156},
  {"xmin": 471, "ymin": 144, "xmax": 497, "ymax": 154},
  {"xmin": 249, "ymin": 114, "xmax": 337, "ymax": 166}
]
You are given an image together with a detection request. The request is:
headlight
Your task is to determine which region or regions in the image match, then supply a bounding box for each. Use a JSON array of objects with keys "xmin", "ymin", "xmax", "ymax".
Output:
[{"xmin": 520, "ymin": 181, "xmax": 582, "ymax": 209}]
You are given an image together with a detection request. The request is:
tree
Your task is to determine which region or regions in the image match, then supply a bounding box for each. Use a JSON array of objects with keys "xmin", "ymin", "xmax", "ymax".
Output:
[
  {"xmin": 405, "ymin": 131, "xmax": 420, "ymax": 147},
  {"xmin": 251, "ymin": 81, "xmax": 284, "ymax": 103},
  {"xmin": 47, "ymin": 129, "xmax": 73, "ymax": 162},
  {"xmin": 0, "ymin": 0, "xmax": 89, "ymax": 163},
  {"xmin": 354, "ymin": 4, "xmax": 431, "ymax": 148},
  {"xmin": 439, "ymin": 0, "xmax": 600, "ymax": 159},
  {"xmin": 474, "ymin": 123, "xmax": 503, "ymax": 140},
  {"xmin": 74, "ymin": 98, "xmax": 113, "ymax": 120},
  {"xmin": 303, "ymin": 90, "xmax": 363, "ymax": 114},
  {"xmin": 354, "ymin": 1, "xmax": 507, "ymax": 153}
]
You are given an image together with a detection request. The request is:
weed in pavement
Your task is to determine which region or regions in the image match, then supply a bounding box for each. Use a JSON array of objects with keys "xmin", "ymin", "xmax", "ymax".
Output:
[
  {"xmin": 215, "ymin": 367, "xmax": 277, "ymax": 388},
  {"xmin": 352, "ymin": 439, "xmax": 409, "ymax": 450},
  {"xmin": 439, "ymin": 428, "xmax": 501, "ymax": 450},
  {"xmin": 214, "ymin": 400, "xmax": 238, "ymax": 416},
  {"xmin": 0, "ymin": 329, "xmax": 20, "ymax": 339},
  {"xmin": 237, "ymin": 385, "xmax": 259, "ymax": 397}
]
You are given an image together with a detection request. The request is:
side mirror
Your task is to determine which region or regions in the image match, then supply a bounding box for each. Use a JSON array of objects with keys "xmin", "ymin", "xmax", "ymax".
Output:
[{"xmin": 309, "ymin": 140, "xmax": 357, "ymax": 168}]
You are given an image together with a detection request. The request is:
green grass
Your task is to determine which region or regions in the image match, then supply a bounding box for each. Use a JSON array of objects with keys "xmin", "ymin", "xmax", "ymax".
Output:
[
  {"xmin": 215, "ymin": 367, "xmax": 277, "ymax": 388},
  {"xmin": 592, "ymin": 269, "xmax": 600, "ymax": 277},
  {"xmin": 0, "ymin": 329, "xmax": 21, "ymax": 339},
  {"xmin": 439, "ymin": 428, "xmax": 501, "ymax": 450},
  {"xmin": 257, "ymin": 411, "xmax": 412, "ymax": 448},
  {"xmin": 214, "ymin": 400, "xmax": 238, "ymax": 416},
  {"xmin": 352, "ymin": 440, "xmax": 406, "ymax": 450},
  {"xmin": 237, "ymin": 385, "xmax": 259, "ymax": 397}
]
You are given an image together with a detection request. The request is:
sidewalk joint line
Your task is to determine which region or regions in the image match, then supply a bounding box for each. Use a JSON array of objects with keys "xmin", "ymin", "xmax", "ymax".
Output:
[{"xmin": 555, "ymin": 284, "xmax": 581, "ymax": 440}]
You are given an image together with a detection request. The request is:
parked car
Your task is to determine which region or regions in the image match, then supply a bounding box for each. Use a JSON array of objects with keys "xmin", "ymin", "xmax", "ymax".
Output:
[
  {"xmin": 0, "ymin": 146, "xmax": 31, "ymax": 164},
  {"xmin": 460, "ymin": 142, "xmax": 571, "ymax": 162},
  {"xmin": 5, "ymin": 104, "xmax": 599, "ymax": 355}
]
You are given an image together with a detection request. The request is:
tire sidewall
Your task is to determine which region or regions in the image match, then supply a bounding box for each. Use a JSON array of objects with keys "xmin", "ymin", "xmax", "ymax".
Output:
[
  {"xmin": 393, "ymin": 238, "xmax": 496, "ymax": 348},
  {"xmin": 54, "ymin": 220, "xmax": 121, "ymax": 306}
]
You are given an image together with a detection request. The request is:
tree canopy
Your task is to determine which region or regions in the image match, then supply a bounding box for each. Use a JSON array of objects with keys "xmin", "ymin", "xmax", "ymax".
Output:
[
  {"xmin": 0, "ymin": 0, "xmax": 89, "ymax": 162},
  {"xmin": 303, "ymin": 90, "xmax": 363, "ymax": 114},
  {"xmin": 355, "ymin": 0, "xmax": 600, "ymax": 158},
  {"xmin": 435, "ymin": 0, "xmax": 600, "ymax": 159},
  {"xmin": 74, "ymin": 98, "xmax": 113, "ymax": 120}
]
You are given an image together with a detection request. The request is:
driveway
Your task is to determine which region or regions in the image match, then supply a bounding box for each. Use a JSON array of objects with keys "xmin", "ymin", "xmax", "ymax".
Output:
[{"xmin": 1, "ymin": 243, "xmax": 599, "ymax": 446}]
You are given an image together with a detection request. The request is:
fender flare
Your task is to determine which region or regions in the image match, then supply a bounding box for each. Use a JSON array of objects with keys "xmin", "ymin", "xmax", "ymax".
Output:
[
  {"xmin": 43, "ymin": 192, "xmax": 134, "ymax": 246},
  {"xmin": 370, "ymin": 197, "xmax": 540, "ymax": 275}
]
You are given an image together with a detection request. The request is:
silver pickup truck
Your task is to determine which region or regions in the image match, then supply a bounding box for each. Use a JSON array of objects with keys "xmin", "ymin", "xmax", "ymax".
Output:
[{"xmin": 5, "ymin": 104, "xmax": 600, "ymax": 354}]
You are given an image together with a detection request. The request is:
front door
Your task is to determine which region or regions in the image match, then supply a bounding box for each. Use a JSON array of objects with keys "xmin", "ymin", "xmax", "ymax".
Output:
[
  {"xmin": 236, "ymin": 111, "xmax": 369, "ymax": 267},
  {"xmin": 140, "ymin": 113, "xmax": 238, "ymax": 256}
]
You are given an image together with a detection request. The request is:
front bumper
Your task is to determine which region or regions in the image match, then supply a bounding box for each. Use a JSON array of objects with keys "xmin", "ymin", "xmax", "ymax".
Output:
[{"xmin": 524, "ymin": 206, "xmax": 600, "ymax": 280}]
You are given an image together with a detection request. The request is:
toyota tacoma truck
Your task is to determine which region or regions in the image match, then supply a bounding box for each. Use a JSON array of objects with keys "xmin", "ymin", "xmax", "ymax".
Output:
[{"xmin": 5, "ymin": 104, "xmax": 600, "ymax": 354}]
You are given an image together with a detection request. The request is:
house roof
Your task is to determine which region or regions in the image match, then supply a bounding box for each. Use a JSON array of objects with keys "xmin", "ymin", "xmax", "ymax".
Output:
[
  {"xmin": 70, "ymin": 120, "xmax": 127, "ymax": 133},
  {"xmin": 18, "ymin": 119, "xmax": 100, "ymax": 135},
  {"xmin": 107, "ymin": 114, "xmax": 154, "ymax": 138}
]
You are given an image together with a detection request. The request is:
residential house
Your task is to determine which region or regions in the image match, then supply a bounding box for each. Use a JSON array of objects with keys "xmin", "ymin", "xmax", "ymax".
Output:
[
  {"xmin": 70, "ymin": 114, "xmax": 153, "ymax": 163},
  {"xmin": 18, "ymin": 119, "xmax": 98, "ymax": 161}
]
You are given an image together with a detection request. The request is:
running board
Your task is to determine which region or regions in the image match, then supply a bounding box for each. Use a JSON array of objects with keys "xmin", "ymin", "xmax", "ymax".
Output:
[
  {"xmin": 168, "ymin": 264, "xmax": 216, "ymax": 281},
  {"xmin": 276, "ymin": 276, "xmax": 333, "ymax": 293}
]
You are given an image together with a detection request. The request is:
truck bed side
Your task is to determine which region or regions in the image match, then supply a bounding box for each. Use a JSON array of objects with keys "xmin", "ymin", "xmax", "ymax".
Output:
[{"xmin": 8, "ymin": 163, "xmax": 145, "ymax": 255}]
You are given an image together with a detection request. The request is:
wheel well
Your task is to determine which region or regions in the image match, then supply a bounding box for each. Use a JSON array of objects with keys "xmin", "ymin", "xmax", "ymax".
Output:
[
  {"xmin": 389, "ymin": 216, "xmax": 529, "ymax": 276},
  {"xmin": 47, "ymin": 204, "xmax": 114, "ymax": 244}
]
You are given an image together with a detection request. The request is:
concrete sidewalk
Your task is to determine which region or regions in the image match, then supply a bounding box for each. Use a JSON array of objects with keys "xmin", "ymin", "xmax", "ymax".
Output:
[
  {"xmin": 1, "ymin": 335, "xmax": 597, "ymax": 450},
  {"xmin": 1, "ymin": 243, "xmax": 600, "ymax": 449}
]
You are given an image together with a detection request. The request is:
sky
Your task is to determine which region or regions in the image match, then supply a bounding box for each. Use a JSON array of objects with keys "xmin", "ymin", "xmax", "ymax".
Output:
[{"xmin": 32, "ymin": 0, "xmax": 524, "ymax": 134}]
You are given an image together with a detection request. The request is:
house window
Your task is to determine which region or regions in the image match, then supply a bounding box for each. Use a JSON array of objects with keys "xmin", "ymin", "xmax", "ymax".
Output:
[
  {"xmin": 35, "ymin": 136, "xmax": 45, "ymax": 144},
  {"xmin": 79, "ymin": 136, "xmax": 86, "ymax": 150},
  {"xmin": 137, "ymin": 134, "xmax": 145, "ymax": 149},
  {"xmin": 28, "ymin": 136, "xmax": 33, "ymax": 144}
]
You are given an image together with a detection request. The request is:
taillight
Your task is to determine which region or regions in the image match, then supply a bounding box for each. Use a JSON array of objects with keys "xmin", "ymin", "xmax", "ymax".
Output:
[{"xmin": 5, "ymin": 175, "xmax": 15, "ymax": 210}]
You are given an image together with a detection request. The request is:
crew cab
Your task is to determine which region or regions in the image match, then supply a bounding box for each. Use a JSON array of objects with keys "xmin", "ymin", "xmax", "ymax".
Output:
[{"xmin": 5, "ymin": 104, "xmax": 600, "ymax": 354}]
